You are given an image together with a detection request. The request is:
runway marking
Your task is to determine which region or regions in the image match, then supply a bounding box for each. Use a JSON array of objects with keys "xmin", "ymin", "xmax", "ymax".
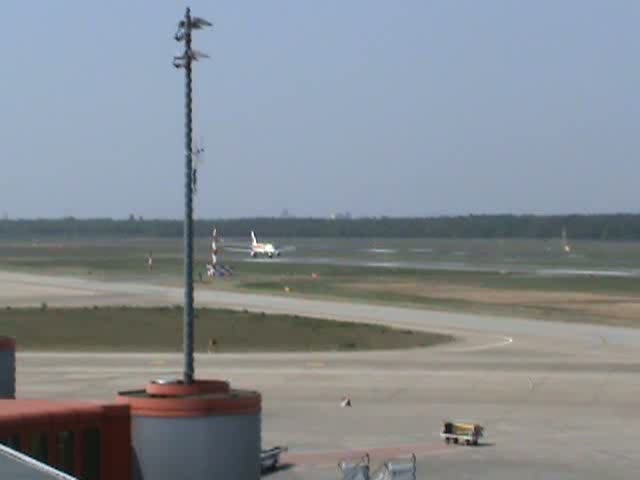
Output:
[{"xmin": 447, "ymin": 335, "xmax": 514, "ymax": 353}]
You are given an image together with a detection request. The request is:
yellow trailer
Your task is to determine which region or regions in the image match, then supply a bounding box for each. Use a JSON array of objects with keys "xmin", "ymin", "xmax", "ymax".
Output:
[{"xmin": 440, "ymin": 421, "xmax": 484, "ymax": 446}]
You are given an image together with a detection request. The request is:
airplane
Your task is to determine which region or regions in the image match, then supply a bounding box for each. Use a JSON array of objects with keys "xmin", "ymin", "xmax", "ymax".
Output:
[
  {"xmin": 221, "ymin": 230, "xmax": 294, "ymax": 259},
  {"xmin": 250, "ymin": 231, "xmax": 280, "ymax": 258}
]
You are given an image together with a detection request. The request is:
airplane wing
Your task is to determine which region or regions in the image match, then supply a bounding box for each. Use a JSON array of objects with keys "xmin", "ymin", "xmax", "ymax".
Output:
[{"xmin": 277, "ymin": 245, "xmax": 297, "ymax": 253}]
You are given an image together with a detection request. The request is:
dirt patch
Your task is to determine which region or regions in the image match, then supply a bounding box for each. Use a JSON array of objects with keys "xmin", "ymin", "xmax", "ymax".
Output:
[{"xmin": 347, "ymin": 280, "xmax": 640, "ymax": 323}]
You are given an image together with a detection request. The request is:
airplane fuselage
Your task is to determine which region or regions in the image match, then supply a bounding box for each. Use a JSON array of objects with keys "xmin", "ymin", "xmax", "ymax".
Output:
[{"xmin": 251, "ymin": 243, "xmax": 279, "ymax": 258}]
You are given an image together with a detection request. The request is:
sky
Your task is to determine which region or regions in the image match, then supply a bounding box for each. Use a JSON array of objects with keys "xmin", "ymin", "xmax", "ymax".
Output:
[{"xmin": 1, "ymin": 1, "xmax": 639, "ymax": 219}]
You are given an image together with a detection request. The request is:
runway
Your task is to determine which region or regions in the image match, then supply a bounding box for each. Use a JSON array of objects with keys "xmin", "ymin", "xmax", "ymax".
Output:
[{"xmin": 2, "ymin": 271, "xmax": 639, "ymax": 479}]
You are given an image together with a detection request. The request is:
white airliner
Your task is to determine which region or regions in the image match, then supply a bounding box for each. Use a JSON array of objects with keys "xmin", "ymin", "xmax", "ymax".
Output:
[
  {"xmin": 216, "ymin": 229, "xmax": 294, "ymax": 259},
  {"xmin": 250, "ymin": 231, "xmax": 280, "ymax": 258}
]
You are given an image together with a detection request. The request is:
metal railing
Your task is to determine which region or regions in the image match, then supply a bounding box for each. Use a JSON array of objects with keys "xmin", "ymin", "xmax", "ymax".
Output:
[
  {"xmin": 338, "ymin": 453, "xmax": 370, "ymax": 480},
  {"xmin": 339, "ymin": 453, "xmax": 416, "ymax": 480}
]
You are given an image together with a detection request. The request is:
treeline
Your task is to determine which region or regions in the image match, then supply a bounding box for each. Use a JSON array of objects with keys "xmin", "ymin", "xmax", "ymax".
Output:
[{"xmin": 2, "ymin": 215, "xmax": 640, "ymax": 240}]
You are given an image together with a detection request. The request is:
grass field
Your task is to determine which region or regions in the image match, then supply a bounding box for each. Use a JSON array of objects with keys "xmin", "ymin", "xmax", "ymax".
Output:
[
  {"xmin": 238, "ymin": 277, "xmax": 640, "ymax": 328},
  {"xmin": 0, "ymin": 306, "xmax": 452, "ymax": 352},
  {"xmin": 3, "ymin": 237, "xmax": 640, "ymax": 328}
]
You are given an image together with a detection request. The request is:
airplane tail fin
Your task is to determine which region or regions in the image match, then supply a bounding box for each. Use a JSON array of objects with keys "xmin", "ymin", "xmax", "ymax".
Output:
[{"xmin": 251, "ymin": 231, "xmax": 257, "ymax": 246}]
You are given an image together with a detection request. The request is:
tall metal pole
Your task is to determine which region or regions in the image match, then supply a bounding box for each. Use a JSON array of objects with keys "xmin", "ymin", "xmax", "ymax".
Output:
[
  {"xmin": 173, "ymin": 7, "xmax": 211, "ymax": 385},
  {"xmin": 183, "ymin": 8, "xmax": 195, "ymax": 385}
]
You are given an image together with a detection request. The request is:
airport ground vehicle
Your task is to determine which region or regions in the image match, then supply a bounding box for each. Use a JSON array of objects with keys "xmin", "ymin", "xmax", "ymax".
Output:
[
  {"xmin": 261, "ymin": 446, "xmax": 288, "ymax": 473},
  {"xmin": 440, "ymin": 421, "xmax": 484, "ymax": 446}
]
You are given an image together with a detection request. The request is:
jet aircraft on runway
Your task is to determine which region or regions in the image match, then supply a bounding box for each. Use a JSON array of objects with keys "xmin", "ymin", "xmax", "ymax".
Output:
[{"xmin": 217, "ymin": 229, "xmax": 294, "ymax": 259}]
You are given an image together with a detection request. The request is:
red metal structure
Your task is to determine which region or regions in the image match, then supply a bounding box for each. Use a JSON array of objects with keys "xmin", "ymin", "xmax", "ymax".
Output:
[{"xmin": 0, "ymin": 400, "xmax": 131, "ymax": 480}]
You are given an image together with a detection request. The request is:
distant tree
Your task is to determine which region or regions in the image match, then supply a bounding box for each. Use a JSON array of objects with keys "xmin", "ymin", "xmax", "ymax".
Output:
[{"xmin": 2, "ymin": 214, "xmax": 640, "ymax": 240}]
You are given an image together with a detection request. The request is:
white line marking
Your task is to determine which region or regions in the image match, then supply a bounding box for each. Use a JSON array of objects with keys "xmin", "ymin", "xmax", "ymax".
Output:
[{"xmin": 447, "ymin": 336, "xmax": 514, "ymax": 353}]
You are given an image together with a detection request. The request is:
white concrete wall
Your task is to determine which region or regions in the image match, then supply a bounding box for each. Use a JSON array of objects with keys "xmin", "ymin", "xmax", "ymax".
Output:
[
  {"xmin": 0, "ymin": 350, "xmax": 15, "ymax": 399},
  {"xmin": 131, "ymin": 413, "xmax": 261, "ymax": 480}
]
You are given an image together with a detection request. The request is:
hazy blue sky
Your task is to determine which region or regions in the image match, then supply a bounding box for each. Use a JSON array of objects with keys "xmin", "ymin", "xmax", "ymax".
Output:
[{"xmin": 1, "ymin": 1, "xmax": 638, "ymax": 218}]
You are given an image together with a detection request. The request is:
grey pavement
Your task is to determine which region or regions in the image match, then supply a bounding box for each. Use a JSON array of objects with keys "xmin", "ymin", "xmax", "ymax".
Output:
[{"xmin": 1, "ymin": 271, "xmax": 639, "ymax": 479}]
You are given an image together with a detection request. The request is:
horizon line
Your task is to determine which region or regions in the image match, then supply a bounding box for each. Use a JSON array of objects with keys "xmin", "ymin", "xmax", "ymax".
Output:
[{"xmin": 3, "ymin": 213, "xmax": 640, "ymax": 221}]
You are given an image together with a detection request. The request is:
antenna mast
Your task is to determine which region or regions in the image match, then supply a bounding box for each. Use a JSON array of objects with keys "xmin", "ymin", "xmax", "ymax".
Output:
[{"xmin": 173, "ymin": 7, "xmax": 212, "ymax": 384}]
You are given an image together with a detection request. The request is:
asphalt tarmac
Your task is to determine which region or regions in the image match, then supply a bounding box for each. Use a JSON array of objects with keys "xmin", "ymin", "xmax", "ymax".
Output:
[{"xmin": 2, "ymin": 271, "xmax": 639, "ymax": 479}]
